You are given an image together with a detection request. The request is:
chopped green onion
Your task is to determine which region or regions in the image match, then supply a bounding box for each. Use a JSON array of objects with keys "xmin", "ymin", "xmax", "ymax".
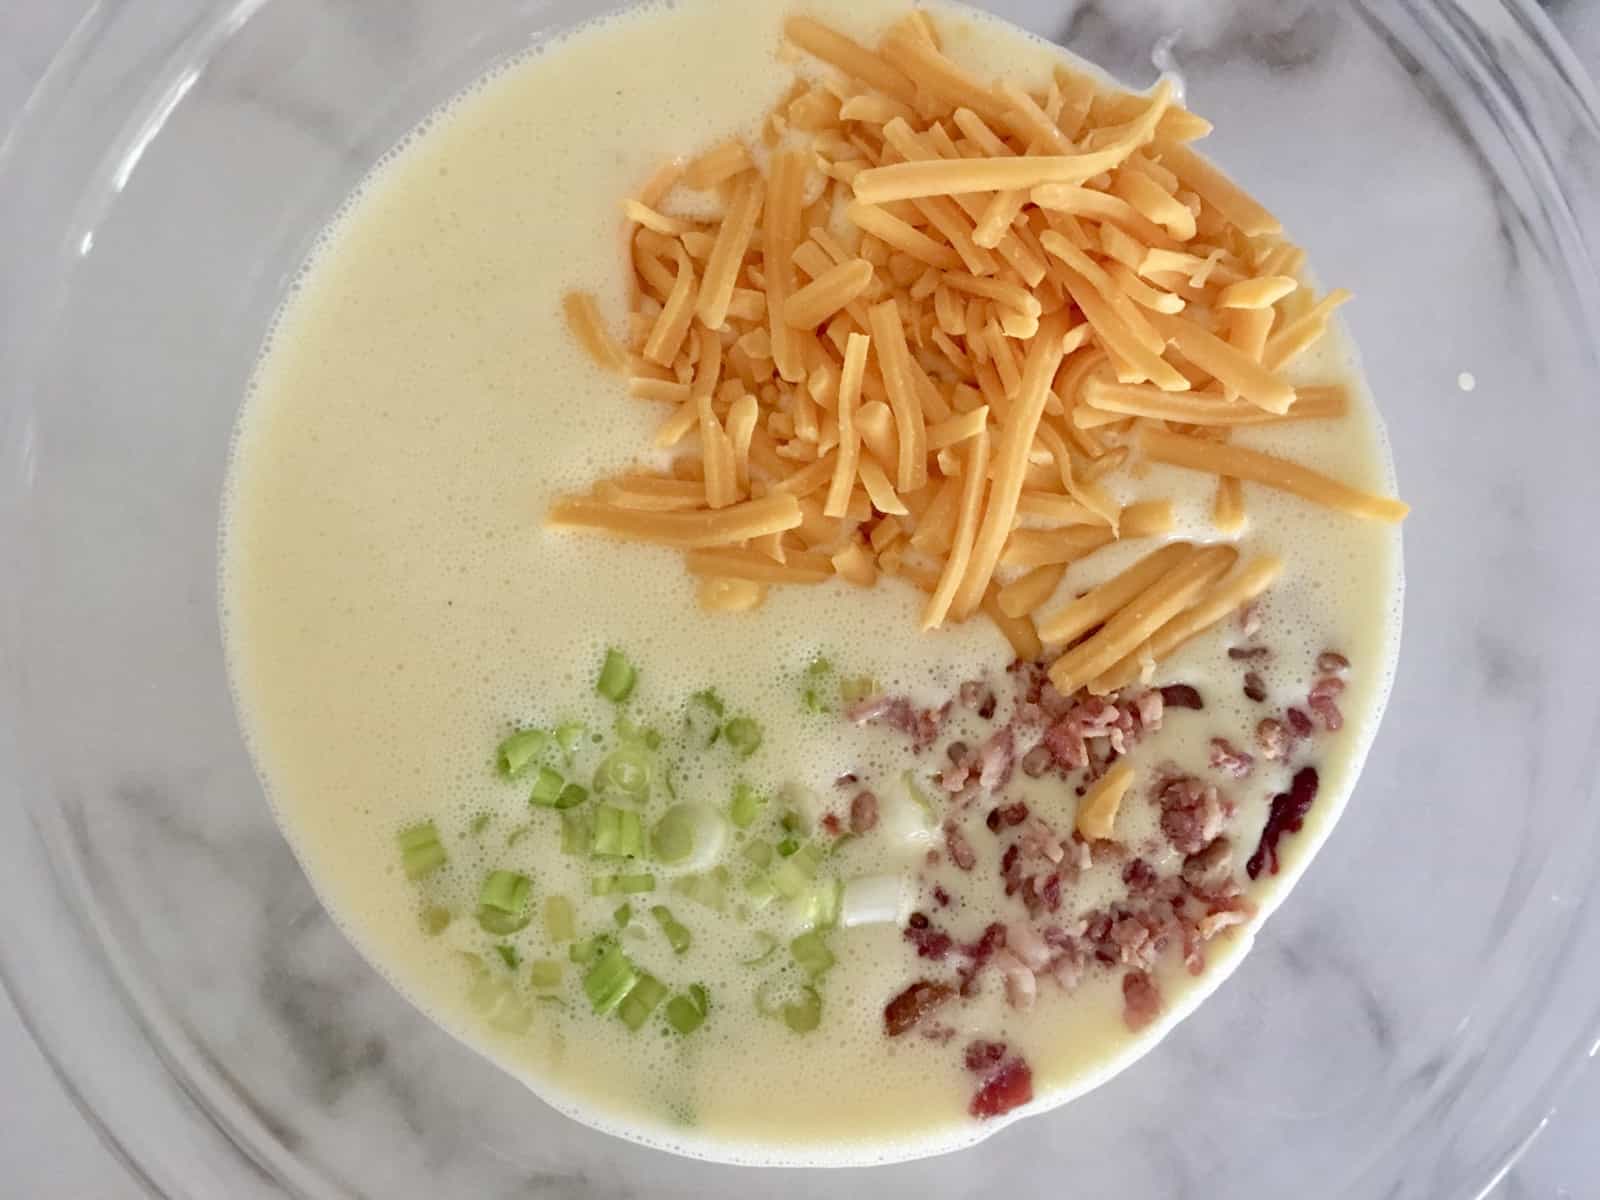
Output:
[
  {"xmin": 685, "ymin": 689, "xmax": 725, "ymax": 745},
  {"xmin": 744, "ymin": 873, "xmax": 778, "ymax": 911},
  {"xmin": 738, "ymin": 931, "xmax": 778, "ymax": 966},
  {"xmin": 476, "ymin": 870, "xmax": 532, "ymax": 934},
  {"xmin": 560, "ymin": 811, "xmax": 592, "ymax": 856},
  {"xmin": 650, "ymin": 807, "xmax": 695, "ymax": 864},
  {"xmin": 569, "ymin": 933, "xmax": 613, "ymax": 966},
  {"xmin": 729, "ymin": 782, "xmax": 765, "ymax": 829},
  {"xmin": 397, "ymin": 821, "xmax": 446, "ymax": 880},
  {"xmin": 555, "ymin": 721, "xmax": 586, "ymax": 760},
  {"xmin": 801, "ymin": 878, "xmax": 843, "ymax": 930},
  {"xmin": 902, "ymin": 770, "xmax": 936, "ymax": 821},
  {"xmin": 529, "ymin": 959, "xmax": 562, "ymax": 988},
  {"xmin": 790, "ymin": 930, "xmax": 835, "ymax": 977},
  {"xmin": 592, "ymin": 805, "xmax": 645, "ymax": 858},
  {"xmin": 591, "ymin": 872, "xmax": 656, "ymax": 895},
  {"xmin": 494, "ymin": 944, "xmax": 521, "ymax": 971},
  {"xmin": 593, "ymin": 746, "xmax": 652, "ymax": 802},
  {"xmin": 583, "ymin": 945, "xmax": 639, "ymax": 1014},
  {"xmin": 543, "ymin": 895, "xmax": 575, "ymax": 942},
  {"xmin": 722, "ymin": 716, "xmax": 763, "ymax": 758},
  {"xmin": 597, "ymin": 649, "xmax": 637, "ymax": 703},
  {"xmin": 839, "ymin": 674, "xmax": 877, "ymax": 703},
  {"xmin": 497, "ymin": 728, "xmax": 551, "ymax": 778},
  {"xmin": 613, "ymin": 902, "xmax": 633, "ymax": 928},
  {"xmin": 528, "ymin": 765, "xmax": 566, "ymax": 807},
  {"xmin": 506, "ymin": 824, "xmax": 531, "ymax": 847},
  {"xmin": 421, "ymin": 906, "xmax": 452, "ymax": 936},
  {"xmin": 614, "ymin": 715, "xmax": 662, "ymax": 750},
  {"xmin": 776, "ymin": 836, "xmax": 800, "ymax": 858},
  {"xmin": 665, "ymin": 984, "xmax": 710, "ymax": 1034},
  {"xmin": 616, "ymin": 972, "xmax": 669, "ymax": 1031},
  {"xmin": 554, "ymin": 783, "xmax": 589, "ymax": 810},
  {"xmin": 769, "ymin": 844, "xmax": 823, "ymax": 899},
  {"xmin": 650, "ymin": 905, "xmax": 692, "ymax": 954},
  {"xmin": 782, "ymin": 986, "xmax": 823, "ymax": 1034},
  {"xmin": 468, "ymin": 813, "xmax": 492, "ymax": 836},
  {"xmin": 671, "ymin": 869, "xmax": 728, "ymax": 913},
  {"xmin": 801, "ymin": 657, "xmax": 834, "ymax": 713},
  {"xmin": 742, "ymin": 839, "xmax": 774, "ymax": 869}
]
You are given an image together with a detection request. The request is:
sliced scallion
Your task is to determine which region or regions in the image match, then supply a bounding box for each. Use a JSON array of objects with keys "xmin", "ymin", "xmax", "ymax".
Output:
[
  {"xmin": 685, "ymin": 689, "xmax": 725, "ymax": 746},
  {"xmin": 790, "ymin": 930, "xmax": 835, "ymax": 977},
  {"xmin": 776, "ymin": 836, "xmax": 800, "ymax": 859},
  {"xmin": 528, "ymin": 765, "xmax": 565, "ymax": 808},
  {"xmin": 497, "ymin": 728, "xmax": 550, "ymax": 778},
  {"xmin": 738, "ymin": 931, "xmax": 778, "ymax": 967},
  {"xmin": 801, "ymin": 877, "xmax": 843, "ymax": 931},
  {"xmin": 650, "ymin": 905, "xmax": 691, "ymax": 954},
  {"xmin": 596, "ymin": 649, "xmax": 637, "ymax": 703},
  {"xmin": 469, "ymin": 813, "xmax": 491, "ymax": 836},
  {"xmin": 782, "ymin": 986, "xmax": 823, "ymax": 1034},
  {"xmin": 839, "ymin": 674, "xmax": 877, "ymax": 703},
  {"xmin": 421, "ymin": 906, "xmax": 452, "ymax": 936},
  {"xmin": 559, "ymin": 811, "xmax": 592, "ymax": 856},
  {"xmin": 397, "ymin": 821, "xmax": 446, "ymax": 880},
  {"xmin": 591, "ymin": 872, "xmax": 656, "ymax": 895},
  {"xmin": 555, "ymin": 721, "xmax": 586, "ymax": 760},
  {"xmin": 729, "ymin": 782, "xmax": 765, "ymax": 829},
  {"xmin": 569, "ymin": 933, "xmax": 613, "ymax": 966},
  {"xmin": 476, "ymin": 870, "xmax": 532, "ymax": 935},
  {"xmin": 742, "ymin": 839, "xmax": 774, "ymax": 869},
  {"xmin": 593, "ymin": 746, "xmax": 652, "ymax": 802},
  {"xmin": 670, "ymin": 869, "xmax": 728, "ymax": 913},
  {"xmin": 744, "ymin": 873, "xmax": 778, "ymax": 911},
  {"xmin": 722, "ymin": 716, "xmax": 763, "ymax": 758},
  {"xmin": 650, "ymin": 803, "xmax": 727, "ymax": 870},
  {"xmin": 592, "ymin": 805, "xmax": 645, "ymax": 858},
  {"xmin": 583, "ymin": 945, "xmax": 639, "ymax": 1014},
  {"xmin": 769, "ymin": 844, "xmax": 822, "ymax": 899},
  {"xmin": 801, "ymin": 657, "xmax": 833, "ymax": 713},
  {"xmin": 616, "ymin": 972, "xmax": 668, "ymax": 1031},
  {"xmin": 555, "ymin": 783, "xmax": 589, "ymax": 810},
  {"xmin": 613, "ymin": 902, "xmax": 633, "ymax": 928},
  {"xmin": 665, "ymin": 984, "xmax": 710, "ymax": 1035},
  {"xmin": 494, "ymin": 944, "xmax": 521, "ymax": 971},
  {"xmin": 528, "ymin": 959, "xmax": 562, "ymax": 989},
  {"xmin": 543, "ymin": 894, "xmax": 575, "ymax": 942}
]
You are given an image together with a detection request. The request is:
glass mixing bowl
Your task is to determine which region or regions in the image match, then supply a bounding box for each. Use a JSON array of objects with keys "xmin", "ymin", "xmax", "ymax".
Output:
[{"xmin": 3, "ymin": 0, "xmax": 1599, "ymax": 1195}]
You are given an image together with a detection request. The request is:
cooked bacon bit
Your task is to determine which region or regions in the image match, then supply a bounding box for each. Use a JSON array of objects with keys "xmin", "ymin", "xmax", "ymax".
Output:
[
  {"xmin": 1256, "ymin": 717, "xmax": 1288, "ymax": 760},
  {"xmin": 1159, "ymin": 684, "xmax": 1204, "ymax": 710},
  {"xmin": 884, "ymin": 980, "xmax": 954, "ymax": 1037},
  {"xmin": 999, "ymin": 842, "xmax": 1022, "ymax": 895},
  {"xmin": 975, "ymin": 728, "xmax": 1016, "ymax": 790},
  {"xmin": 1123, "ymin": 857, "xmax": 1158, "ymax": 895},
  {"xmin": 1285, "ymin": 706, "xmax": 1314, "ymax": 737},
  {"xmin": 1308, "ymin": 694, "xmax": 1344, "ymax": 731},
  {"xmin": 945, "ymin": 740, "xmax": 970, "ymax": 764},
  {"xmin": 1238, "ymin": 601, "xmax": 1262, "ymax": 637},
  {"xmin": 834, "ymin": 772, "xmax": 858, "ymax": 788},
  {"xmin": 999, "ymin": 802, "xmax": 1029, "ymax": 827},
  {"xmin": 1020, "ymin": 743, "xmax": 1053, "ymax": 777},
  {"xmin": 920, "ymin": 1022, "xmax": 956, "ymax": 1044},
  {"xmin": 846, "ymin": 695, "xmax": 947, "ymax": 750},
  {"xmin": 1110, "ymin": 916, "xmax": 1153, "ymax": 965},
  {"xmin": 1158, "ymin": 775, "xmax": 1229, "ymax": 855},
  {"xmin": 1309, "ymin": 676, "xmax": 1346, "ymax": 700},
  {"xmin": 1122, "ymin": 969, "xmax": 1162, "ymax": 1031},
  {"xmin": 1247, "ymin": 766, "xmax": 1320, "ymax": 879},
  {"xmin": 959, "ymin": 680, "xmax": 997, "ymax": 719},
  {"xmin": 1181, "ymin": 836, "xmax": 1235, "ymax": 898},
  {"xmin": 933, "ymin": 884, "xmax": 951, "ymax": 907},
  {"xmin": 968, "ymin": 1056, "xmax": 1033, "ymax": 1119},
  {"xmin": 1042, "ymin": 718, "xmax": 1086, "ymax": 770},
  {"xmin": 1198, "ymin": 908, "xmax": 1250, "ymax": 938},
  {"xmin": 903, "ymin": 921, "xmax": 954, "ymax": 960},
  {"xmin": 849, "ymin": 790, "xmax": 879, "ymax": 834},
  {"xmin": 1317, "ymin": 650, "xmax": 1350, "ymax": 674},
  {"xmin": 1227, "ymin": 644, "xmax": 1270, "ymax": 661},
  {"xmin": 908, "ymin": 911, "xmax": 929, "ymax": 929},
  {"xmin": 1242, "ymin": 671, "xmax": 1267, "ymax": 702},
  {"xmin": 1036, "ymin": 870, "xmax": 1064, "ymax": 913},
  {"xmin": 1135, "ymin": 689, "xmax": 1165, "ymax": 729},
  {"xmin": 820, "ymin": 813, "xmax": 842, "ymax": 837},
  {"xmin": 958, "ymin": 922, "xmax": 1006, "ymax": 996},
  {"xmin": 1019, "ymin": 818, "xmax": 1065, "ymax": 864},
  {"xmin": 1005, "ymin": 921, "xmax": 1053, "ymax": 970},
  {"xmin": 964, "ymin": 1039, "xmax": 1007, "ymax": 1073},
  {"xmin": 944, "ymin": 821, "xmax": 977, "ymax": 870},
  {"xmin": 1208, "ymin": 737, "xmax": 1255, "ymax": 778},
  {"xmin": 993, "ymin": 949, "xmax": 1037, "ymax": 1010}
]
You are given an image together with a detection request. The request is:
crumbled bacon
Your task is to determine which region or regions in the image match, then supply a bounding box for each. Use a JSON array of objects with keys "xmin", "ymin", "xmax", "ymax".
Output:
[
  {"xmin": 820, "ymin": 813, "xmax": 842, "ymax": 836},
  {"xmin": 1122, "ymin": 857, "xmax": 1158, "ymax": 895},
  {"xmin": 903, "ymin": 922, "xmax": 954, "ymax": 961},
  {"xmin": 1020, "ymin": 743, "xmax": 1053, "ymax": 777},
  {"xmin": 1042, "ymin": 718, "xmax": 1087, "ymax": 770},
  {"xmin": 1122, "ymin": 969, "xmax": 1162, "ymax": 1031},
  {"xmin": 964, "ymin": 1039, "xmax": 1007, "ymax": 1073},
  {"xmin": 1157, "ymin": 775, "xmax": 1229, "ymax": 855},
  {"xmin": 975, "ymin": 728, "xmax": 1016, "ymax": 790},
  {"xmin": 1285, "ymin": 707, "xmax": 1314, "ymax": 737},
  {"xmin": 1208, "ymin": 737, "xmax": 1255, "ymax": 778},
  {"xmin": 1159, "ymin": 684, "xmax": 1204, "ymax": 710},
  {"xmin": 1018, "ymin": 818, "xmax": 1066, "ymax": 865},
  {"xmin": 959, "ymin": 680, "xmax": 997, "ymax": 719},
  {"xmin": 957, "ymin": 922, "xmax": 1006, "ymax": 996},
  {"xmin": 1256, "ymin": 717, "xmax": 1289, "ymax": 760},
  {"xmin": 1135, "ymin": 688, "xmax": 1165, "ymax": 729},
  {"xmin": 849, "ymin": 790, "xmax": 879, "ymax": 834},
  {"xmin": 1316, "ymin": 650, "xmax": 1350, "ymax": 674},
  {"xmin": 1242, "ymin": 671, "xmax": 1267, "ymax": 702},
  {"xmin": 1307, "ymin": 679, "xmax": 1344, "ymax": 731},
  {"xmin": 1227, "ymin": 645, "xmax": 1269, "ymax": 661},
  {"xmin": 968, "ymin": 1056, "xmax": 1033, "ymax": 1119},
  {"xmin": 846, "ymin": 695, "xmax": 947, "ymax": 750},
  {"xmin": 993, "ymin": 949, "xmax": 1037, "ymax": 1010},
  {"xmin": 944, "ymin": 822, "xmax": 977, "ymax": 870},
  {"xmin": 1247, "ymin": 766, "xmax": 1320, "ymax": 879},
  {"xmin": 1238, "ymin": 601, "xmax": 1262, "ymax": 637},
  {"xmin": 933, "ymin": 885, "xmax": 951, "ymax": 908},
  {"xmin": 1198, "ymin": 908, "xmax": 1250, "ymax": 938},
  {"xmin": 1309, "ymin": 676, "xmax": 1346, "ymax": 700},
  {"xmin": 999, "ymin": 842, "xmax": 1022, "ymax": 896},
  {"xmin": 1005, "ymin": 921, "xmax": 1053, "ymax": 970},
  {"xmin": 884, "ymin": 980, "xmax": 954, "ymax": 1036},
  {"xmin": 1181, "ymin": 836, "xmax": 1235, "ymax": 898}
]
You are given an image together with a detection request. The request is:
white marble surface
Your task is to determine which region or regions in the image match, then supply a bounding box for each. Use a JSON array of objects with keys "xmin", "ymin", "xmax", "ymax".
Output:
[{"xmin": 3, "ymin": 1, "xmax": 1600, "ymax": 1196}]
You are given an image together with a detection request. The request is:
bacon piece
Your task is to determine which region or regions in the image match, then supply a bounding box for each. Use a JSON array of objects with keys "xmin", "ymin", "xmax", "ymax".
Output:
[
  {"xmin": 964, "ymin": 1039, "xmax": 1007, "ymax": 1073},
  {"xmin": 993, "ymin": 949, "xmax": 1037, "ymax": 1010},
  {"xmin": 957, "ymin": 921, "xmax": 1006, "ymax": 996},
  {"xmin": 1005, "ymin": 921, "xmax": 1053, "ymax": 970},
  {"xmin": 968, "ymin": 1057, "xmax": 1033, "ymax": 1119},
  {"xmin": 1181, "ymin": 836, "xmax": 1235, "ymax": 898},
  {"xmin": 903, "ymin": 919, "xmax": 954, "ymax": 961},
  {"xmin": 1309, "ymin": 693, "xmax": 1344, "ymax": 731},
  {"xmin": 1134, "ymin": 688, "xmax": 1165, "ymax": 729},
  {"xmin": 1255, "ymin": 717, "xmax": 1288, "ymax": 760},
  {"xmin": 1122, "ymin": 857, "xmax": 1158, "ymax": 895},
  {"xmin": 1122, "ymin": 969, "xmax": 1162, "ymax": 1031},
  {"xmin": 975, "ymin": 728, "xmax": 1016, "ymax": 790},
  {"xmin": 944, "ymin": 821, "xmax": 977, "ymax": 870},
  {"xmin": 849, "ymin": 790, "xmax": 879, "ymax": 833},
  {"xmin": 1158, "ymin": 775, "xmax": 1228, "ymax": 854},
  {"xmin": 1242, "ymin": 671, "xmax": 1267, "ymax": 702},
  {"xmin": 1020, "ymin": 744, "xmax": 1053, "ymax": 777},
  {"xmin": 1285, "ymin": 706, "xmax": 1314, "ymax": 737},
  {"xmin": 1316, "ymin": 650, "xmax": 1350, "ymax": 674},
  {"xmin": 884, "ymin": 980, "xmax": 954, "ymax": 1037},
  {"xmin": 1246, "ymin": 766, "xmax": 1320, "ymax": 878},
  {"xmin": 1159, "ymin": 684, "xmax": 1204, "ymax": 710},
  {"xmin": 1208, "ymin": 737, "xmax": 1255, "ymax": 778}
]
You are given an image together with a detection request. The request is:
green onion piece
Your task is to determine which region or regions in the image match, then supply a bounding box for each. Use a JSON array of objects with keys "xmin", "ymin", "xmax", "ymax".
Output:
[
  {"xmin": 592, "ymin": 805, "xmax": 645, "ymax": 858},
  {"xmin": 543, "ymin": 895, "xmax": 575, "ymax": 942},
  {"xmin": 555, "ymin": 721, "xmax": 586, "ymax": 760},
  {"xmin": 651, "ymin": 802, "xmax": 726, "ymax": 866},
  {"xmin": 776, "ymin": 836, "xmax": 800, "ymax": 858},
  {"xmin": 613, "ymin": 902, "xmax": 633, "ymax": 928},
  {"xmin": 671, "ymin": 869, "xmax": 728, "ymax": 913},
  {"xmin": 738, "ymin": 932, "xmax": 778, "ymax": 966},
  {"xmin": 494, "ymin": 944, "xmax": 521, "ymax": 971},
  {"xmin": 790, "ymin": 930, "xmax": 835, "ymax": 977},
  {"xmin": 597, "ymin": 649, "xmax": 637, "ymax": 703},
  {"xmin": 560, "ymin": 811, "xmax": 592, "ymax": 856},
  {"xmin": 469, "ymin": 813, "xmax": 491, "ymax": 836},
  {"xmin": 839, "ymin": 675, "xmax": 877, "ymax": 703},
  {"xmin": 650, "ymin": 905, "xmax": 692, "ymax": 954},
  {"xmin": 801, "ymin": 657, "xmax": 834, "ymax": 713},
  {"xmin": 497, "ymin": 728, "xmax": 551, "ymax": 778},
  {"xmin": 902, "ymin": 770, "xmax": 936, "ymax": 822},
  {"xmin": 583, "ymin": 945, "xmax": 639, "ymax": 1014},
  {"xmin": 722, "ymin": 716, "xmax": 763, "ymax": 758},
  {"xmin": 685, "ymin": 689, "xmax": 725, "ymax": 746},
  {"xmin": 476, "ymin": 870, "xmax": 531, "ymax": 934},
  {"xmin": 665, "ymin": 985, "xmax": 710, "ymax": 1034},
  {"xmin": 593, "ymin": 746, "xmax": 652, "ymax": 802},
  {"xmin": 529, "ymin": 959, "xmax": 562, "ymax": 988},
  {"xmin": 801, "ymin": 878, "xmax": 843, "ymax": 930},
  {"xmin": 729, "ymin": 782, "xmax": 765, "ymax": 829},
  {"xmin": 744, "ymin": 874, "xmax": 778, "ymax": 911},
  {"xmin": 421, "ymin": 906, "xmax": 452, "ymax": 936},
  {"xmin": 782, "ymin": 986, "xmax": 823, "ymax": 1034},
  {"xmin": 397, "ymin": 821, "xmax": 446, "ymax": 880},
  {"xmin": 616, "ymin": 972, "xmax": 669, "ymax": 1031},
  {"xmin": 528, "ymin": 765, "xmax": 566, "ymax": 808},
  {"xmin": 742, "ymin": 839, "xmax": 774, "ymax": 869},
  {"xmin": 769, "ymin": 844, "xmax": 822, "ymax": 899},
  {"xmin": 569, "ymin": 933, "xmax": 613, "ymax": 966},
  {"xmin": 554, "ymin": 783, "xmax": 589, "ymax": 810},
  {"xmin": 592, "ymin": 872, "xmax": 656, "ymax": 896}
]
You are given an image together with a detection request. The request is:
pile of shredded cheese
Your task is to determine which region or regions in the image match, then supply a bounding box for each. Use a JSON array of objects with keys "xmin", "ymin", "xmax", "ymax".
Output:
[{"xmin": 550, "ymin": 10, "xmax": 1407, "ymax": 698}]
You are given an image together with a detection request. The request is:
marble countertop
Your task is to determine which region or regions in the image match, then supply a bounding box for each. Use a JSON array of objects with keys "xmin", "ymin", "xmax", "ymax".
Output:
[{"xmin": 3, "ymin": 1, "xmax": 1598, "ymax": 1196}]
